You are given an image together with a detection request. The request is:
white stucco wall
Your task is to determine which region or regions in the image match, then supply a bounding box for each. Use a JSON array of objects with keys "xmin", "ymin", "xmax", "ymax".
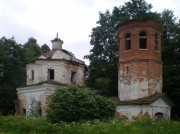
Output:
[
  {"xmin": 26, "ymin": 60, "xmax": 85, "ymax": 86},
  {"xmin": 118, "ymin": 61, "xmax": 162, "ymax": 101},
  {"xmin": 151, "ymin": 98, "xmax": 171, "ymax": 119},
  {"xmin": 17, "ymin": 84, "xmax": 59, "ymax": 116},
  {"xmin": 116, "ymin": 98, "xmax": 171, "ymax": 120}
]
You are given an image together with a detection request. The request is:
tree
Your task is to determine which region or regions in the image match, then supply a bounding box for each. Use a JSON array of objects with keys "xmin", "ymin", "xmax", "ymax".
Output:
[
  {"xmin": 0, "ymin": 37, "xmax": 26, "ymax": 115},
  {"xmin": 24, "ymin": 37, "xmax": 41, "ymax": 62},
  {"xmin": 40, "ymin": 44, "xmax": 50, "ymax": 54},
  {"xmin": 84, "ymin": 0, "xmax": 160, "ymax": 96},
  {"xmin": 46, "ymin": 86, "xmax": 115, "ymax": 123},
  {"xmin": 161, "ymin": 9, "xmax": 180, "ymax": 118}
]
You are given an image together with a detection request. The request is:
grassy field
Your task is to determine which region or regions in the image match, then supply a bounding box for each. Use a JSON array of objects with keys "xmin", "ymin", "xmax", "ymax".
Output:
[{"xmin": 0, "ymin": 116, "xmax": 180, "ymax": 134}]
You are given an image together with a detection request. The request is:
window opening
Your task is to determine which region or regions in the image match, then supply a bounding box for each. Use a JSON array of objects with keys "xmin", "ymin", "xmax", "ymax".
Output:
[
  {"xmin": 31, "ymin": 70, "xmax": 34, "ymax": 80},
  {"xmin": 127, "ymin": 66, "xmax": 129, "ymax": 74},
  {"xmin": 48, "ymin": 69, "xmax": 54, "ymax": 80},
  {"xmin": 23, "ymin": 109, "xmax": 26, "ymax": 116},
  {"xmin": 155, "ymin": 33, "xmax": 159, "ymax": 51},
  {"xmin": 125, "ymin": 33, "xmax": 131, "ymax": 51},
  {"xmin": 71, "ymin": 71, "xmax": 77, "ymax": 84},
  {"xmin": 139, "ymin": 31, "xmax": 147, "ymax": 49},
  {"xmin": 39, "ymin": 108, "xmax": 42, "ymax": 117}
]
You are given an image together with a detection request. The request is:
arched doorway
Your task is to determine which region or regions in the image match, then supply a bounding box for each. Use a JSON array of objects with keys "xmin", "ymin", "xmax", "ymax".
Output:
[{"xmin": 155, "ymin": 112, "xmax": 164, "ymax": 121}]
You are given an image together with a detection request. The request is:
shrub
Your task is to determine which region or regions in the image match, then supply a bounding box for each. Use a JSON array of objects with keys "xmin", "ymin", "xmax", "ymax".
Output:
[
  {"xmin": 28, "ymin": 97, "xmax": 41, "ymax": 117},
  {"xmin": 46, "ymin": 86, "xmax": 115, "ymax": 123}
]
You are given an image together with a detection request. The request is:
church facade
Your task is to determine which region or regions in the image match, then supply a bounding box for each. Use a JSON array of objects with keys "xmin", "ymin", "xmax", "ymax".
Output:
[
  {"xmin": 116, "ymin": 20, "xmax": 173, "ymax": 120},
  {"xmin": 15, "ymin": 35, "xmax": 86, "ymax": 116}
]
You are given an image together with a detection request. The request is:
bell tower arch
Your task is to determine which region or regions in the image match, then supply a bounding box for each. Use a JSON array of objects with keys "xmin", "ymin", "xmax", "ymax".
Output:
[{"xmin": 118, "ymin": 20, "xmax": 162, "ymax": 101}]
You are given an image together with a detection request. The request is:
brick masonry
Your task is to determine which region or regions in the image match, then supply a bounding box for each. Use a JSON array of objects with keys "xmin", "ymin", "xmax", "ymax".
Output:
[{"xmin": 118, "ymin": 21, "xmax": 163, "ymax": 101}]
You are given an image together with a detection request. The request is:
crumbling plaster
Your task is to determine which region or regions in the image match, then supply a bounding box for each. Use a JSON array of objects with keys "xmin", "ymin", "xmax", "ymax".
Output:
[
  {"xmin": 27, "ymin": 60, "xmax": 85, "ymax": 86},
  {"xmin": 117, "ymin": 98, "xmax": 171, "ymax": 120}
]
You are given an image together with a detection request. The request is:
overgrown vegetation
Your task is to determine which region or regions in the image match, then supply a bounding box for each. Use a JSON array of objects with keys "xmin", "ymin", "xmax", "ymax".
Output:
[
  {"xmin": 46, "ymin": 86, "xmax": 115, "ymax": 123},
  {"xmin": 95, "ymin": 77, "xmax": 111, "ymax": 95},
  {"xmin": 0, "ymin": 37, "xmax": 50, "ymax": 115},
  {"xmin": 0, "ymin": 116, "xmax": 180, "ymax": 134},
  {"xmin": 28, "ymin": 97, "xmax": 41, "ymax": 118}
]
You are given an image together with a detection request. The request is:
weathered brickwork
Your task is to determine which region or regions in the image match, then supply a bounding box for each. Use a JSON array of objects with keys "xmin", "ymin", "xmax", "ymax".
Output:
[{"xmin": 118, "ymin": 21, "xmax": 162, "ymax": 101}]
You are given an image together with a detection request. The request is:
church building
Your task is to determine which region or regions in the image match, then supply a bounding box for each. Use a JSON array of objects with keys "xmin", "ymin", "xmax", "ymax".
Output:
[
  {"xmin": 116, "ymin": 20, "xmax": 173, "ymax": 120},
  {"xmin": 15, "ymin": 35, "xmax": 86, "ymax": 116}
]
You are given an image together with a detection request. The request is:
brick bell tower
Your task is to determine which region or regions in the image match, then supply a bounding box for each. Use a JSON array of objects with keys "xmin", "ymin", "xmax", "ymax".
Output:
[{"xmin": 118, "ymin": 20, "xmax": 162, "ymax": 101}]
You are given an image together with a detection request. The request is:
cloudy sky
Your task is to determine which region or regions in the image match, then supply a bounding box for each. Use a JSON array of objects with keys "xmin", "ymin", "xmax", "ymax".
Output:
[{"xmin": 0, "ymin": 0, "xmax": 179, "ymax": 64}]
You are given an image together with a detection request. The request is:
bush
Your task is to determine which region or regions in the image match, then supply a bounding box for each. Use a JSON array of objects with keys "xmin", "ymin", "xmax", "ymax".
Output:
[{"xmin": 46, "ymin": 86, "xmax": 115, "ymax": 123}]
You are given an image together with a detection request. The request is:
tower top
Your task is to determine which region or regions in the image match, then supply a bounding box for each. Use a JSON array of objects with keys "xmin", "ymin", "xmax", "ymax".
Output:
[{"xmin": 51, "ymin": 33, "xmax": 63, "ymax": 50}]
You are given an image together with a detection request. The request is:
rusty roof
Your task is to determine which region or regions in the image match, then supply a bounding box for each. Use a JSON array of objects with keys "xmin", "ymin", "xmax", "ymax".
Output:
[{"xmin": 26, "ymin": 48, "xmax": 85, "ymax": 65}]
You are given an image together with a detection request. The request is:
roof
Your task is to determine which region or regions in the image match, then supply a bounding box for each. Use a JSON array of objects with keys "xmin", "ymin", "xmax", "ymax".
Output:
[
  {"xmin": 112, "ymin": 93, "xmax": 174, "ymax": 106},
  {"xmin": 27, "ymin": 49, "xmax": 85, "ymax": 65},
  {"xmin": 19, "ymin": 81, "xmax": 68, "ymax": 88},
  {"xmin": 116, "ymin": 19, "xmax": 162, "ymax": 30}
]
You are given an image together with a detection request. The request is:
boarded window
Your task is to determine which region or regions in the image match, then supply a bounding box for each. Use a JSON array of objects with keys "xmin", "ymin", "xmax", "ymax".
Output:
[
  {"xmin": 31, "ymin": 70, "xmax": 34, "ymax": 80},
  {"xmin": 139, "ymin": 31, "xmax": 147, "ymax": 49},
  {"xmin": 48, "ymin": 69, "xmax": 54, "ymax": 80},
  {"xmin": 71, "ymin": 71, "xmax": 77, "ymax": 84},
  {"xmin": 125, "ymin": 33, "xmax": 131, "ymax": 51},
  {"xmin": 155, "ymin": 33, "xmax": 159, "ymax": 51}
]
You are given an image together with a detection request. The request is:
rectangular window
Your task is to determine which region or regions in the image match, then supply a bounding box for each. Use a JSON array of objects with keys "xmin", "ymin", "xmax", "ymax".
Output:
[
  {"xmin": 23, "ymin": 109, "xmax": 26, "ymax": 116},
  {"xmin": 139, "ymin": 31, "xmax": 147, "ymax": 49},
  {"xmin": 71, "ymin": 71, "xmax": 77, "ymax": 83},
  {"xmin": 39, "ymin": 109, "xmax": 42, "ymax": 117},
  {"xmin": 31, "ymin": 70, "xmax": 34, "ymax": 80},
  {"xmin": 48, "ymin": 69, "xmax": 54, "ymax": 80}
]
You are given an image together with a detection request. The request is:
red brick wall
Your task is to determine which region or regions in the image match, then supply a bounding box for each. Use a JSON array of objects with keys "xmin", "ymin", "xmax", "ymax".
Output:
[{"xmin": 118, "ymin": 21, "xmax": 162, "ymax": 101}]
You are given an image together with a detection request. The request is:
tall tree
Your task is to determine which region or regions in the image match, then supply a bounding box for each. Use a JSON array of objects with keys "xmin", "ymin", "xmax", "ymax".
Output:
[
  {"xmin": 161, "ymin": 9, "xmax": 180, "ymax": 117},
  {"xmin": 24, "ymin": 37, "xmax": 41, "ymax": 62},
  {"xmin": 0, "ymin": 37, "xmax": 26, "ymax": 115},
  {"xmin": 84, "ymin": 0, "xmax": 160, "ymax": 96}
]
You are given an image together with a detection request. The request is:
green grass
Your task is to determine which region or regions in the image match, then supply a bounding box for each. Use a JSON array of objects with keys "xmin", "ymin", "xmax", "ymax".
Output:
[{"xmin": 0, "ymin": 116, "xmax": 180, "ymax": 134}]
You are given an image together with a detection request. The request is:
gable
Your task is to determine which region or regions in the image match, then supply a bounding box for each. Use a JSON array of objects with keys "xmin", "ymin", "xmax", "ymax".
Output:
[
  {"xmin": 151, "ymin": 98, "xmax": 171, "ymax": 108},
  {"xmin": 38, "ymin": 55, "xmax": 47, "ymax": 59}
]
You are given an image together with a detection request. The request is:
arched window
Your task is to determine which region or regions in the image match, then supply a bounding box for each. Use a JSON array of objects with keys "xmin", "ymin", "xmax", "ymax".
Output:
[
  {"xmin": 139, "ymin": 31, "xmax": 147, "ymax": 49},
  {"xmin": 155, "ymin": 33, "xmax": 159, "ymax": 51},
  {"xmin": 125, "ymin": 33, "xmax": 131, "ymax": 51}
]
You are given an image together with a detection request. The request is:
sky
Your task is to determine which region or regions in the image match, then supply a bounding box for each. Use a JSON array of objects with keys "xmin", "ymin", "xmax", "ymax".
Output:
[{"xmin": 0, "ymin": 0, "xmax": 179, "ymax": 65}]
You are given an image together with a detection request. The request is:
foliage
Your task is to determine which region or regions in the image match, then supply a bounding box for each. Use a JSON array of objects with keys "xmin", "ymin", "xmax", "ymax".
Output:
[
  {"xmin": 0, "ymin": 116, "xmax": 58, "ymax": 133},
  {"xmin": 46, "ymin": 86, "xmax": 115, "ymax": 123},
  {"xmin": 40, "ymin": 43, "xmax": 50, "ymax": 53},
  {"xmin": 160, "ymin": 9, "xmax": 180, "ymax": 117},
  {"xmin": 23, "ymin": 37, "xmax": 41, "ymax": 62},
  {"xmin": 95, "ymin": 77, "xmax": 111, "ymax": 95},
  {"xmin": 28, "ymin": 97, "xmax": 41, "ymax": 118},
  {"xmin": 0, "ymin": 37, "xmax": 26, "ymax": 115},
  {"xmin": 0, "ymin": 36, "xmax": 51, "ymax": 115},
  {"xmin": 84, "ymin": 0, "xmax": 161, "ymax": 96},
  {"xmin": 1, "ymin": 116, "xmax": 180, "ymax": 134},
  {"xmin": 85, "ymin": 0, "xmax": 180, "ymax": 116}
]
